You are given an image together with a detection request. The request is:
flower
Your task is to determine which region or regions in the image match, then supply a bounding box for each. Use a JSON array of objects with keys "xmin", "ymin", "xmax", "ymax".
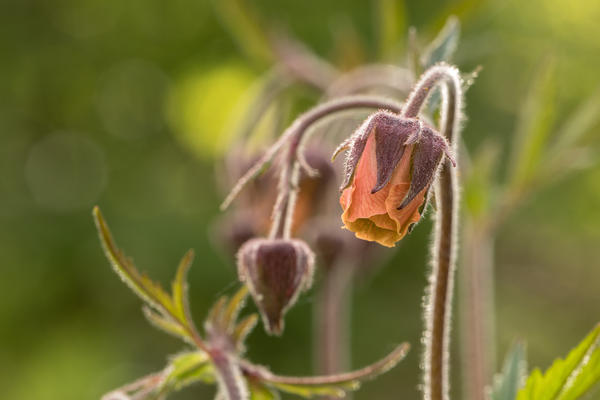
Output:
[
  {"xmin": 334, "ymin": 111, "xmax": 454, "ymax": 247},
  {"xmin": 237, "ymin": 238, "xmax": 314, "ymax": 335}
]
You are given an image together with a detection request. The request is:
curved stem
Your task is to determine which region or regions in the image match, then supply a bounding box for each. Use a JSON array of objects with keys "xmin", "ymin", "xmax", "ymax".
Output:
[
  {"xmin": 403, "ymin": 64, "xmax": 462, "ymax": 400},
  {"xmin": 241, "ymin": 343, "xmax": 410, "ymax": 385}
]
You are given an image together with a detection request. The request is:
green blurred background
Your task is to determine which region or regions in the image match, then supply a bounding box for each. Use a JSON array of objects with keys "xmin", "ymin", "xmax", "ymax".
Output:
[{"xmin": 1, "ymin": 0, "xmax": 599, "ymax": 399}]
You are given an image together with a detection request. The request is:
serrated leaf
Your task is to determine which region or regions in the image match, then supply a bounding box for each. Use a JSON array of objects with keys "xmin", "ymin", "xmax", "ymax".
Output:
[
  {"xmin": 421, "ymin": 15, "xmax": 460, "ymax": 68},
  {"xmin": 172, "ymin": 250, "xmax": 194, "ymax": 323},
  {"xmin": 93, "ymin": 207, "xmax": 177, "ymax": 318},
  {"xmin": 206, "ymin": 296, "xmax": 229, "ymax": 331},
  {"xmin": 233, "ymin": 314, "xmax": 259, "ymax": 350},
  {"xmin": 508, "ymin": 60, "xmax": 556, "ymax": 190},
  {"xmin": 143, "ymin": 307, "xmax": 191, "ymax": 343},
  {"xmin": 490, "ymin": 342, "xmax": 527, "ymax": 400},
  {"xmin": 223, "ymin": 286, "xmax": 250, "ymax": 332},
  {"xmin": 517, "ymin": 324, "xmax": 600, "ymax": 400}
]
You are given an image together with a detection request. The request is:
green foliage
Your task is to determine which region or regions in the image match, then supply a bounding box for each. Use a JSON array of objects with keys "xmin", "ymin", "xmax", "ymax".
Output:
[
  {"xmin": 490, "ymin": 342, "xmax": 527, "ymax": 400},
  {"xmin": 421, "ymin": 16, "xmax": 460, "ymax": 69},
  {"xmin": 508, "ymin": 60, "xmax": 556, "ymax": 191},
  {"xmin": 92, "ymin": 206, "xmax": 197, "ymax": 344},
  {"xmin": 517, "ymin": 324, "xmax": 600, "ymax": 400}
]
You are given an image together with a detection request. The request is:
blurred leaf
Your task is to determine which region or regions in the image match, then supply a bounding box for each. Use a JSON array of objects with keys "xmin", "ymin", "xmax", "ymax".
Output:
[
  {"xmin": 550, "ymin": 89, "xmax": 600, "ymax": 153},
  {"xmin": 464, "ymin": 140, "xmax": 500, "ymax": 218},
  {"xmin": 421, "ymin": 15, "xmax": 460, "ymax": 68},
  {"xmin": 516, "ymin": 324, "xmax": 600, "ymax": 400},
  {"xmin": 233, "ymin": 314, "xmax": 259, "ymax": 349},
  {"xmin": 172, "ymin": 250, "xmax": 194, "ymax": 323},
  {"xmin": 508, "ymin": 60, "xmax": 556, "ymax": 190},
  {"xmin": 143, "ymin": 306, "xmax": 191, "ymax": 343},
  {"xmin": 421, "ymin": 16, "xmax": 460, "ymax": 114},
  {"xmin": 248, "ymin": 380, "xmax": 280, "ymax": 400},
  {"xmin": 375, "ymin": 0, "xmax": 407, "ymax": 61},
  {"xmin": 223, "ymin": 286, "xmax": 250, "ymax": 331},
  {"xmin": 163, "ymin": 351, "xmax": 215, "ymax": 390},
  {"xmin": 261, "ymin": 343, "xmax": 410, "ymax": 399},
  {"xmin": 489, "ymin": 342, "xmax": 527, "ymax": 400},
  {"xmin": 213, "ymin": 0, "xmax": 273, "ymax": 65}
]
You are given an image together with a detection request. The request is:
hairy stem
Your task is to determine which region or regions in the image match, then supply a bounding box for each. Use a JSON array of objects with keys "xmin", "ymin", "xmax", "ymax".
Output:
[
  {"xmin": 221, "ymin": 95, "xmax": 403, "ymax": 211},
  {"xmin": 402, "ymin": 64, "xmax": 462, "ymax": 400}
]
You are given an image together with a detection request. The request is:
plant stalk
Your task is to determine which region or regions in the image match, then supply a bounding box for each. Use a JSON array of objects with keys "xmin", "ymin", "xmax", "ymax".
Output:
[{"xmin": 402, "ymin": 64, "xmax": 462, "ymax": 400}]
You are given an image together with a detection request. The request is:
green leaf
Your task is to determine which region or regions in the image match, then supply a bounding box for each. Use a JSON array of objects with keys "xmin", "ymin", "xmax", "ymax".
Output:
[
  {"xmin": 143, "ymin": 306, "xmax": 191, "ymax": 343},
  {"xmin": 248, "ymin": 380, "xmax": 280, "ymax": 400},
  {"xmin": 490, "ymin": 342, "xmax": 527, "ymax": 400},
  {"xmin": 223, "ymin": 286, "xmax": 250, "ymax": 331},
  {"xmin": 172, "ymin": 250, "xmax": 195, "ymax": 323},
  {"xmin": 421, "ymin": 15, "xmax": 460, "ymax": 68},
  {"xmin": 93, "ymin": 207, "xmax": 200, "ymax": 344},
  {"xmin": 517, "ymin": 324, "xmax": 600, "ymax": 400},
  {"xmin": 508, "ymin": 59, "xmax": 556, "ymax": 190},
  {"xmin": 233, "ymin": 314, "xmax": 259, "ymax": 350},
  {"xmin": 550, "ymin": 89, "xmax": 600, "ymax": 156},
  {"xmin": 420, "ymin": 15, "xmax": 460, "ymax": 115},
  {"xmin": 165, "ymin": 351, "xmax": 215, "ymax": 389},
  {"xmin": 93, "ymin": 207, "xmax": 176, "ymax": 317}
]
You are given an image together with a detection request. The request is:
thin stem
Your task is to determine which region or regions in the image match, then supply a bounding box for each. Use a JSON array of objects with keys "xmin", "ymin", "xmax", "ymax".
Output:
[
  {"xmin": 221, "ymin": 96, "xmax": 403, "ymax": 211},
  {"xmin": 241, "ymin": 343, "xmax": 410, "ymax": 385},
  {"xmin": 402, "ymin": 64, "xmax": 462, "ymax": 400}
]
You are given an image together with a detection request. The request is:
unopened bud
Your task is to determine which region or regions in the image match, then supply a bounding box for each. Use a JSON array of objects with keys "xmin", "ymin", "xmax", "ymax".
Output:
[{"xmin": 237, "ymin": 238, "xmax": 314, "ymax": 335}]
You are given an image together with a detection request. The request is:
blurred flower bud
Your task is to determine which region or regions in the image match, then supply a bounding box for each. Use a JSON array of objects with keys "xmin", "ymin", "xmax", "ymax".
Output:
[
  {"xmin": 333, "ymin": 111, "xmax": 454, "ymax": 247},
  {"xmin": 237, "ymin": 238, "xmax": 315, "ymax": 335},
  {"xmin": 293, "ymin": 147, "xmax": 336, "ymax": 233}
]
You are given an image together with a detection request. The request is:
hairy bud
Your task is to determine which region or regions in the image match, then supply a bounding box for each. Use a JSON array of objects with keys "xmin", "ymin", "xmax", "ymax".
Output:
[
  {"xmin": 333, "ymin": 111, "xmax": 454, "ymax": 247},
  {"xmin": 237, "ymin": 238, "xmax": 315, "ymax": 335}
]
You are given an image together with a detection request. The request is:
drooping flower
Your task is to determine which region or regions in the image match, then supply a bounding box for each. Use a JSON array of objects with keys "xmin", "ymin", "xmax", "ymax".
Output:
[
  {"xmin": 237, "ymin": 238, "xmax": 314, "ymax": 335},
  {"xmin": 334, "ymin": 111, "xmax": 454, "ymax": 247}
]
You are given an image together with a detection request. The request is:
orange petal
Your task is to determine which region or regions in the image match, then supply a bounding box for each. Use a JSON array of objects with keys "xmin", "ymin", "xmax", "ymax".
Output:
[{"xmin": 341, "ymin": 135, "xmax": 390, "ymax": 222}]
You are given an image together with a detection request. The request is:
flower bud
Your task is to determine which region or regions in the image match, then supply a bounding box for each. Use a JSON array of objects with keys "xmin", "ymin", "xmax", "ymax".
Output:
[
  {"xmin": 334, "ymin": 111, "xmax": 454, "ymax": 247},
  {"xmin": 237, "ymin": 238, "xmax": 315, "ymax": 335}
]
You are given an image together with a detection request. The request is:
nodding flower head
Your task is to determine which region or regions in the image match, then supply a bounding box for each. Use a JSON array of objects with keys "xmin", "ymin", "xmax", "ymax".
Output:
[
  {"xmin": 237, "ymin": 238, "xmax": 314, "ymax": 335},
  {"xmin": 333, "ymin": 111, "xmax": 455, "ymax": 247}
]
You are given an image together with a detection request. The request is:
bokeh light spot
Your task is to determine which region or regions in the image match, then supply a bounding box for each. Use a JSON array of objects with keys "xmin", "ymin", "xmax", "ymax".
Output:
[{"xmin": 167, "ymin": 61, "xmax": 256, "ymax": 158}]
